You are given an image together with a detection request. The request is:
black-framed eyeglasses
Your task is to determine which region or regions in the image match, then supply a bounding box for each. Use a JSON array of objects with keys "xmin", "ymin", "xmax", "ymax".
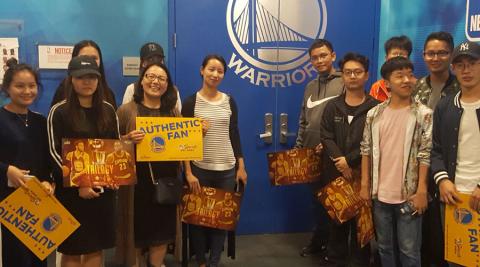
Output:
[
  {"xmin": 423, "ymin": 50, "xmax": 450, "ymax": 59},
  {"xmin": 343, "ymin": 69, "xmax": 365, "ymax": 77},
  {"xmin": 144, "ymin": 73, "xmax": 168, "ymax": 83}
]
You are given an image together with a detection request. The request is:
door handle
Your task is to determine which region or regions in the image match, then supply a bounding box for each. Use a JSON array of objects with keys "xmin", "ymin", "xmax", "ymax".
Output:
[
  {"xmin": 259, "ymin": 113, "xmax": 273, "ymax": 144},
  {"xmin": 279, "ymin": 113, "xmax": 296, "ymax": 144}
]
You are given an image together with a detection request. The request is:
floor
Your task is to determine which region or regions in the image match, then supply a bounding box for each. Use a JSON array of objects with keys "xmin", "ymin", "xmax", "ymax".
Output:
[{"xmin": 98, "ymin": 233, "xmax": 320, "ymax": 267}]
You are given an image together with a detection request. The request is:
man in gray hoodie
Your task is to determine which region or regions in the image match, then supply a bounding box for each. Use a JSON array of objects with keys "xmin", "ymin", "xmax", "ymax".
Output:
[{"xmin": 296, "ymin": 39, "xmax": 344, "ymax": 257}]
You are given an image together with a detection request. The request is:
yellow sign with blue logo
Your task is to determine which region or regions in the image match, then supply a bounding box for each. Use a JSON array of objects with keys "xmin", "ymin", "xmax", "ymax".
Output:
[
  {"xmin": 445, "ymin": 193, "xmax": 480, "ymax": 266},
  {"xmin": 0, "ymin": 177, "xmax": 80, "ymax": 260},
  {"xmin": 136, "ymin": 117, "xmax": 203, "ymax": 161}
]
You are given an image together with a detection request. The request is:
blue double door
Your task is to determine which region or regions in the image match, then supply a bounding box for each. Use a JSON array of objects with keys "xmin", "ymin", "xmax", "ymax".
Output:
[{"xmin": 172, "ymin": 0, "xmax": 379, "ymax": 234}]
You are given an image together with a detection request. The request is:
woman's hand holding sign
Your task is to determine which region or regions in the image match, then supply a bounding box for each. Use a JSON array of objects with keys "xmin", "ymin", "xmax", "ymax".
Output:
[{"xmin": 124, "ymin": 130, "xmax": 145, "ymax": 144}]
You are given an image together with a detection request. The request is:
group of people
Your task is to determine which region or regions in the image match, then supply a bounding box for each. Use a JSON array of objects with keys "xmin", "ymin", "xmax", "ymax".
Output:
[
  {"xmin": 0, "ymin": 40, "xmax": 247, "ymax": 267},
  {"xmin": 1, "ymin": 30, "xmax": 479, "ymax": 267},
  {"xmin": 296, "ymin": 33, "xmax": 480, "ymax": 267}
]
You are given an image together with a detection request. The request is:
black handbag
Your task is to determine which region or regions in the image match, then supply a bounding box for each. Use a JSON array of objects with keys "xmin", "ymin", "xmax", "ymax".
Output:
[{"xmin": 148, "ymin": 163, "xmax": 182, "ymax": 205}]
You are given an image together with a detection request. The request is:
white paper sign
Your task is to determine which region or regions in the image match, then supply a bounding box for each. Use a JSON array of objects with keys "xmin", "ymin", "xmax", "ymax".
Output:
[
  {"xmin": 0, "ymin": 37, "xmax": 19, "ymax": 84},
  {"xmin": 122, "ymin": 56, "xmax": 140, "ymax": 76},
  {"xmin": 38, "ymin": 44, "xmax": 74, "ymax": 69}
]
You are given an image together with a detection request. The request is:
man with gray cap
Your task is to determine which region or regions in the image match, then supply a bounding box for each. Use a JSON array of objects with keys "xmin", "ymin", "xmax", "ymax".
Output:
[
  {"xmin": 431, "ymin": 41, "xmax": 480, "ymax": 249},
  {"xmin": 122, "ymin": 42, "xmax": 181, "ymax": 110}
]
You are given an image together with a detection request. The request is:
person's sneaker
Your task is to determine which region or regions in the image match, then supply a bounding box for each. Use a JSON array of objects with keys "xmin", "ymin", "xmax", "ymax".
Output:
[
  {"xmin": 299, "ymin": 243, "xmax": 326, "ymax": 257},
  {"xmin": 318, "ymin": 256, "xmax": 336, "ymax": 267}
]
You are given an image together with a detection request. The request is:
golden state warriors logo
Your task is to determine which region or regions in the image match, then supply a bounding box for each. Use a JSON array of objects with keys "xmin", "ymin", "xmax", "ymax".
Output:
[
  {"xmin": 150, "ymin": 136, "xmax": 166, "ymax": 153},
  {"xmin": 42, "ymin": 213, "xmax": 62, "ymax": 232},
  {"xmin": 226, "ymin": 0, "xmax": 327, "ymax": 88},
  {"xmin": 453, "ymin": 208, "xmax": 473, "ymax": 225}
]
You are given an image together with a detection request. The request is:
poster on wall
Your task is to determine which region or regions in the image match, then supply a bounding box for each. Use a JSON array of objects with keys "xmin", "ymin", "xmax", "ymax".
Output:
[
  {"xmin": 38, "ymin": 44, "xmax": 74, "ymax": 69},
  {"xmin": 122, "ymin": 56, "xmax": 140, "ymax": 76},
  {"xmin": 0, "ymin": 38, "xmax": 19, "ymax": 85}
]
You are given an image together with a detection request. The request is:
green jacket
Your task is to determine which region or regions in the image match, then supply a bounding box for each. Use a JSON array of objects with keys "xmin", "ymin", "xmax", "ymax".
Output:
[{"xmin": 413, "ymin": 73, "xmax": 460, "ymax": 109}]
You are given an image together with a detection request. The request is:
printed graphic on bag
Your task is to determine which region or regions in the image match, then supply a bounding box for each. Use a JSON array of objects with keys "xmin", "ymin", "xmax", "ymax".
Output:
[
  {"xmin": 356, "ymin": 204, "xmax": 374, "ymax": 248},
  {"xmin": 181, "ymin": 187, "xmax": 242, "ymax": 231},
  {"xmin": 317, "ymin": 176, "xmax": 364, "ymax": 224},
  {"xmin": 267, "ymin": 148, "xmax": 321, "ymax": 186},
  {"xmin": 61, "ymin": 138, "xmax": 136, "ymax": 187}
]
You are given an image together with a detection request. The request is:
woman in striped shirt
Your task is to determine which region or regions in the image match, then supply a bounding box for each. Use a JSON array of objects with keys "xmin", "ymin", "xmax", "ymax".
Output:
[{"xmin": 182, "ymin": 54, "xmax": 247, "ymax": 267}]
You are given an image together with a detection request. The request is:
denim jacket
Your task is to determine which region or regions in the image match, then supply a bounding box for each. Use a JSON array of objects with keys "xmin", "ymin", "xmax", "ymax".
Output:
[{"xmin": 360, "ymin": 98, "xmax": 433, "ymax": 199}]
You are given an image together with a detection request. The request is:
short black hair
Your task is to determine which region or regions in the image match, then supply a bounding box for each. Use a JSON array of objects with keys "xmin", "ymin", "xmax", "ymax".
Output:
[
  {"xmin": 424, "ymin": 31, "xmax": 454, "ymax": 52},
  {"xmin": 308, "ymin": 39, "xmax": 334, "ymax": 56},
  {"xmin": 380, "ymin": 56, "xmax": 414, "ymax": 80},
  {"xmin": 339, "ymin": 52, "xmax": 369, "ymax": 72},
  {"xmin": 384, "ymin": 35, "xmax": 413, "ymax": 56},
  {"xmin": 201, "ymin": 54, "xmax": 227, "ymax": 74}
]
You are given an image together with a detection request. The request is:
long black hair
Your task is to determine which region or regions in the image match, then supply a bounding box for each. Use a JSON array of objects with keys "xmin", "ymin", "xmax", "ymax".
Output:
[
  {"xmin": 64, "ymin": 74, "xmax": 112, "ymax": 133},
  {"xmin": 51, "ymin": 40, "xmax": 116, "ymax": 108},
  {"xmin": 133, "ymin": 62, "xmax": 177, "ymax": 113}
]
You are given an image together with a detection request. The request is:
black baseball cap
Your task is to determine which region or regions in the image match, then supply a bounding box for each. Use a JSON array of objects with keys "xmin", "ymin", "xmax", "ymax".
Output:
[
  {"xmin": 140, "ymin": 42, "xmax": 165, "ymax": 60},
  {"xmin": 451, "ymin": 41, "xmax": 480, "ymax": 63},
  {"xmin": 68, "ymin": 55, "xmax": 101, "ymax": 77}
]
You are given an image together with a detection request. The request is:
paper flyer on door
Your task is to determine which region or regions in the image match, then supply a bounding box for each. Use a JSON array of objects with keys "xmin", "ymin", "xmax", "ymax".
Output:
[
  {"xmin": 136, "ymin": 117, "xmax": 203, "ymax": 161},
  {"xmin": 267, "ymin": 148, "xmax": 321, "ymax": 186},
  {"xmin": 444, "ymin": 193, "xmax": 480, "ymax": 266},
  {"xmin": 0, "ymin": 177, "xmax": 80, "ymax": 260},
  {"xmin": 61, "ymin": 138, "xmax": 136, "ymax": 187}
]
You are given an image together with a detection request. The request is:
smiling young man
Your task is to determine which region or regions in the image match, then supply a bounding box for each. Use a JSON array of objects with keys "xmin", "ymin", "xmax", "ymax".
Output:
[
  {"xmin": 414, "ymin": 31, "xmax": 459, "ymax": 267},
  {"xmin": 415, "ymin": 32, "xmax": 460, "ymax": 109},
  {"xmin": 360, "ymin": 57, "xmax": 432, "ymax": 267},
  {"xmin": 296, "ymin": 39, "xmax": 344, "ymax": 257},
  {"xmin": 431, "ymin": 41, "xmax": 480, "ymax": 261},
  {"xmin": 320, "ymin": 52, "xmax": 379, "ymax": 267}
]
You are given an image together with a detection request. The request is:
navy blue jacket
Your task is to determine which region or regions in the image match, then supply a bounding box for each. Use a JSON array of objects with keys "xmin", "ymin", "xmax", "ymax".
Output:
[{"xmin": 431, "ymin": 91, "xmax": 480, "ymax": 187}]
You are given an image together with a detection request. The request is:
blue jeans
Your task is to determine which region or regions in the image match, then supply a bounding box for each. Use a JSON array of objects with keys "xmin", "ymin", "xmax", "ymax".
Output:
[
  {"xmin": 189, "ymin": 164, "xmax": 236, "ymax": 266},
  {"xmin": 373, "ymin": 200, "xmax": 422, "ymax": 267}
]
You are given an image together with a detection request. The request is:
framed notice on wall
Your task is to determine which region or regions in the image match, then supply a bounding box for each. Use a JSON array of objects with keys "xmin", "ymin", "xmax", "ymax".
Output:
[
  {"xmin": 0, "ymin": 37, "xmax": 19, "ymax": 85},
  {"xmin": 38, "ymin": 44, "xmax": 74, "ymax": 69}
]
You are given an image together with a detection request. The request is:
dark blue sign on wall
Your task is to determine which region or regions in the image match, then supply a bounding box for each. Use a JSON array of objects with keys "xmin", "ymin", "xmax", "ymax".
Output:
[{"xmin": 466, "ymin": 0, "xmax": 480, "ymax": 41}]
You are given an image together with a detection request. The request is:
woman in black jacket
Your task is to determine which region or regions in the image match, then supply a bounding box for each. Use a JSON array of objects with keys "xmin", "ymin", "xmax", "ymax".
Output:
[{"xmin": 48, "ymin": 55, "xmax": 119, "ymax": 267}]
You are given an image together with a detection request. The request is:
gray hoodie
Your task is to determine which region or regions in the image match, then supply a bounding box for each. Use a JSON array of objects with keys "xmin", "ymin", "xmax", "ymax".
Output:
[{"xmin": 295, "ymin": 71, "xmax": 344, "ymax": 148}]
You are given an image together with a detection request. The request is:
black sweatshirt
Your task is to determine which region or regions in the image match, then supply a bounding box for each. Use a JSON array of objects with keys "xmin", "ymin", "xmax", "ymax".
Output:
[{"xmin": 0, "ymin": 107, "xmax": 52, "ymax": 199}]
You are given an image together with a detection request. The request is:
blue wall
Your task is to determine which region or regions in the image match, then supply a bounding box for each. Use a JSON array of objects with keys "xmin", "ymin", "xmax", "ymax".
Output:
[
  {"xmin": 0, "ymin": 0, "xmax": 169, "ymax": 115},
  {"xmin": 377, "ymin": 0, "xmax": 467, "ymax": 78}
]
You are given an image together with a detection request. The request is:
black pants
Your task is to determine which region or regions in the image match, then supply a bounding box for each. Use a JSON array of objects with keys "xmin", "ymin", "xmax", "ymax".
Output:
[
  {"xmin": 310, "ymin": 183, "xmax": 331, "ymax": 248},
  {"xmin": 421, "ymin": 196, "xmax": 448, "ymax": 267},
  {"xmin": 327, "ymin": 219, "xmax": 370, "ymax": 267}
]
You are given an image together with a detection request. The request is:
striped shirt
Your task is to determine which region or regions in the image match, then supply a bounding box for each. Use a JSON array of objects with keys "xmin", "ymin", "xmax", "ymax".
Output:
[{"xmin": 193, "ymin": 92, "xmax": 236, "ymax": 171}]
